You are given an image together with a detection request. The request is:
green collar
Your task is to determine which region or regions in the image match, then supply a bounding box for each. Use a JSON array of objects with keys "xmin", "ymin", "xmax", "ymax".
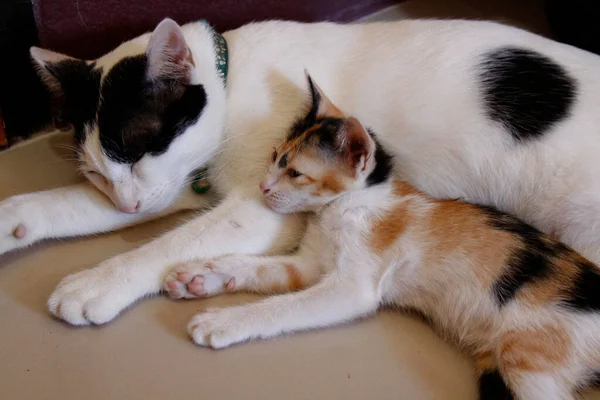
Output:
[
  {"xmin": 190, "ymin": 21, "xmax": 228, "ymax": 195},
  {"xmin": 201, "ymin": 19, "xmax": 228, "ymax": 86}
]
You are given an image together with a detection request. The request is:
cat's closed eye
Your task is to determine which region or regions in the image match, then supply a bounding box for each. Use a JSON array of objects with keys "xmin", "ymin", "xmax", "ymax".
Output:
[
  {"xmin": 86, "ymin": 170, "xmax": 110, "ymax": 187},
  {"xmin": 288, "ymin": 169, "xmax": 302, "ymax": 178}
]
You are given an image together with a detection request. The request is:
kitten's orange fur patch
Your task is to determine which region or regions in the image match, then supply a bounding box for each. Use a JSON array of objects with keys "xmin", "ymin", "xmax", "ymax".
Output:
[
  {"xmin": 285, "ymin": 264, "xmax": 304, "ymax": 291},
  {"xmin": 425, "ymin": 201, "xmax": 518, "ymax": 288},
  {"xmin": 499, "ymin": 324, "xmax": 570, "ymax": 372},
  {"xmin": 369, "ymin": 202, "xmax": 411, "ymax": 253},
  {"xmin": 320, "ymin": 173, "xmax": 345, "ymax": 194}
]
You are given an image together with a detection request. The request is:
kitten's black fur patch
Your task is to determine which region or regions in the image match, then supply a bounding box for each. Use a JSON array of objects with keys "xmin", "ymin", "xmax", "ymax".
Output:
[
  {"xmin": 97, "ymin": 55, "xmax": 207, "ymax": 163},
  {"xmin": 481, "ymin": 206, "xmax": 565, "ymax": 306},
  {"xmin": 45, "ymin": 59, "xmax": 102, "ymax": 142},
  {"xmin": 366, "ymin": 132, "xmax": 393, "ymax": 186},
  {"xmin": 478, "ymin": 370, "xmax": 514, "ymax": 400},
  {"xmin": 479, "ymin": 47, "xmax": 576, "ymax": 142},
  {"xmin": 278, "ymin": 153, "xmax": 289, "ymax": 168},
  {"xmin": 564, "ymin": 261, "xmax": 600, "ymax": 312}
]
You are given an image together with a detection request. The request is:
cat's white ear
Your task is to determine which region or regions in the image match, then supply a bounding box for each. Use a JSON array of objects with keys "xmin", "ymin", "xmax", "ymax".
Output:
[
  {"xmin": 146, "ymin": 18, "xmax": 194, "ymax": 82},
  {"xmin": 306, "ymin": 73, "xmax": 344, "ymax": 119},
  {"xmin": 342, "ymin": 117, "xmax": 375, "ymax": 175}
]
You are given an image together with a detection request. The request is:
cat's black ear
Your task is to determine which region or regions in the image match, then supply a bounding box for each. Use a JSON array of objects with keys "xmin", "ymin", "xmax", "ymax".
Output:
[
  {"xmin": 305, "ymin": 72, "xmax": 344, "ymax": 120},
  {"xmin": 146, "ymin": 18, "xmax": 194, "ymax": 83},
  {"xmin": 341, "ymin": 117, "xmax": 374, "ymax": 175},
  {"xmin": 30, "ymin": 47, "xmax": 99, "ymax": 131}
]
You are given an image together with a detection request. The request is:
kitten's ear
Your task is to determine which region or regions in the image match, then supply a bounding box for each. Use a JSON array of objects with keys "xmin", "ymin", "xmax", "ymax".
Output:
[
  {"xmin": 340, "ymin": 117, "xmax": 374, "ymax": 175},
  {"xmin": 306, "ymin": 73, "xmax": 344, "ymax": 119},
  {"xmin": 146, "ymin": 18, "xmax": 194, "ymax": 83}
]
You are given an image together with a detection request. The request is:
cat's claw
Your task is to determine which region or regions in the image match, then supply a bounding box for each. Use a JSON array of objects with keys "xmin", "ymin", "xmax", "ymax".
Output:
[
  {"xmin": 164, "ymin": 262, "xmax": 235, "ymax": 299},
  {"xmin": 188, "ymin": 307, "xmax": 253, "ymax": 349},
  {"xmin": 48, "ymin": 260, "xmax": 140, "ymax": 325}
]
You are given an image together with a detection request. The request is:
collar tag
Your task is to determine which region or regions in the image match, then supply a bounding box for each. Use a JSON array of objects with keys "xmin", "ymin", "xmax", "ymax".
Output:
[{"xmin": 191, "ymin": 168, "xmax": 211, "ymax": 194}]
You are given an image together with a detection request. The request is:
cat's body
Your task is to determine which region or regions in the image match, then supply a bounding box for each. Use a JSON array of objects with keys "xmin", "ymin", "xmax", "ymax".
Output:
[
  {"xmin": 165, "ymin": 86, "xmax": 600, "ymax": 400},
  {"xmin": 2, "ymin": 19, "xmax": 600, "ymax": 330}
]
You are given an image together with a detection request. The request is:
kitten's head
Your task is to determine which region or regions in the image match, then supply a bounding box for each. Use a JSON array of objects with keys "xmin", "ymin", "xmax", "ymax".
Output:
[
  {"xmin": 30, "ymin": 19, "xmax": 225, "ymax": 213},
  {"xmin": 260, "ymin": 75, "xmax": 389, "ymax": 213}
]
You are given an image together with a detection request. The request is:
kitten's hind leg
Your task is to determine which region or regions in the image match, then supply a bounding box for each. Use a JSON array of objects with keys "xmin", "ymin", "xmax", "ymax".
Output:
[
  {"xmin": 164, "ymin": 254, "xmax": 322, "ymax": 299},
  {"xmin": 503, "ymin": 372, "xmax": 575, "ymax": 400}
]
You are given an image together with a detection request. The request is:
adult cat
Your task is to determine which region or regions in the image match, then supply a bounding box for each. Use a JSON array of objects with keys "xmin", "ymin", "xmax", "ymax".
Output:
[{"xmin": 2, "ymin": 18, "xmax": 600, "ymax": 327}]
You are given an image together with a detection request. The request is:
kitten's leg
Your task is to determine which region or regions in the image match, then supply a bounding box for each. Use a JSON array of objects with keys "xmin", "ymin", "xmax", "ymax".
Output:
[
  {"xmin": 187, "ymin": 273, "xmax": 379, "ymax": 349},
  {"xmin": 0, "ymin": 183, "xmax": 209, "ymax": 256},
  {"xmin": 48, "ymin": 192, "xmax": 306, "ymax": 325},
  {"xmin": 164, "ymin": 254, "xmax": 322, "ymax": 298}
]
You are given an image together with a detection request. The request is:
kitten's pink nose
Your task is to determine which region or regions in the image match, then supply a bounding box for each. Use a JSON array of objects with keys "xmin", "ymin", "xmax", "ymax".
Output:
[
  {"xmin": 118, "ymin": 201, "xmax": 141, "ymax": 214},
  {"xmin": 259, "ymin": 181, "xmax": 270, "ymax": 194}
]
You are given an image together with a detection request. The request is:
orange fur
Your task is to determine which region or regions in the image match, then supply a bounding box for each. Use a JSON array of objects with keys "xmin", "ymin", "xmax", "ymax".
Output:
[{"xmin": 499, "ymin": 324, "xmax": 570, "ymax": 373}]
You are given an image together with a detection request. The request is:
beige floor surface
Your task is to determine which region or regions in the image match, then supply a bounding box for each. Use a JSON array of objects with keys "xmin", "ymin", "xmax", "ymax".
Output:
[{"xmin": 3, "ymin": 1, "xmax": 600, "ymax": 399}]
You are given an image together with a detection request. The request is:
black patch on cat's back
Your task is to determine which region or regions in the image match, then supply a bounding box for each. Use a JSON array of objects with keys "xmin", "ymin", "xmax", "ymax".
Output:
[
  {"xmin": 481, "ymin": 206, "xmax": 563, "ymax": 306},
  {"xmin": 563, "ymin": 261, "xmax": 600, "ymax": 312},
  {"xmin": 479, "ymin": 47, "xmax": 577, "ymax": 142},
  {"xmin": 479, "ymin": 370, "xmax": 514, "ymax": 400},
  {"xmin": 97, "ymin": 55, "xmax": 207, "ymax": 163},
  {"xmin": 45, "ymin": 59, "xmax": 102, "ymax": 142}
]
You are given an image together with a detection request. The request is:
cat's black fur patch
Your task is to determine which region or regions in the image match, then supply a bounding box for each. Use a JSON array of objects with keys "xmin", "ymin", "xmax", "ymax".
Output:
[
  {"xmin": 45, "ymin": 59, "xmax": 102, "ymax": 143},
  {"xmin": 479, "ymin": 47, "xmax": 576, "ymax": 142},
  {"xmin": 366, "ymin": 132, "xmax": 393, "ymax": 186},
  {"xmin": 481, "ymin": 206, "xmax": 565, "ymax": 306},
  {"xmin": 97, "ymin": 54, "xmax": 207, "ymax": 163},
  {"xmin": 478, "ymin": 370, "xmax": 514, "ymax": 400},
  {"xmin": 564, "ymin": 261, "xmax": 600, "ymax": 312}
]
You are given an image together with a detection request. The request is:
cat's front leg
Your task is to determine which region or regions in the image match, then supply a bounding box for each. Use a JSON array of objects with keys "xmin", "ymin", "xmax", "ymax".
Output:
[
  {"xmin": 0, "ymin": 183, "xmax": 207, "ymax": 256},
  {"xmin": 187, "ymin": 273, "xmax": 379, "ymax": 349},
  {"xmin": 48, "ymin": 192, "xmax": 306, "ymax": 326},
  {"xmin": 164, "ymin": 254, "xmax": 322, "ymax": 298}
]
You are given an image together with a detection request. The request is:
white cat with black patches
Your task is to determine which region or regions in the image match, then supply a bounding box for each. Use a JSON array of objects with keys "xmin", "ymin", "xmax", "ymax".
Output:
[{"xmin": 2, "ymin": 18, "xmax": 600, "ymax": 334}]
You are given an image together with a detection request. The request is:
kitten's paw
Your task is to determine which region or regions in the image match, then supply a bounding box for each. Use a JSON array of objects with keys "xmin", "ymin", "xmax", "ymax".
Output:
[
  {"xmin": 48, "ymin": 260, "xmax": 142, "ymax": 326},
  {"xmin": 164, "ymin": 262, "xmax": 235, "ymax": 299},
  {"xmin": 187, "ymin": 307, "xmax": 254, "ymax": 349},
  {"xmin": 0, "ymin": 195, "xmax": 45, "ymax": 255}
]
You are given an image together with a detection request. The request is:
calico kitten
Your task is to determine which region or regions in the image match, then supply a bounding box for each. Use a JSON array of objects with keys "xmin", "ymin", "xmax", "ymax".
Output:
[{"xmin": 165, "ymin": 77, "xmax": 600, "ymax": 400}]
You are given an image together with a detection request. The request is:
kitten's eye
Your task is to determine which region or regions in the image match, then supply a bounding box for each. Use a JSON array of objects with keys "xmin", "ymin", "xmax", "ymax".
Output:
[
  {"xmin": 288, "ymin": 169, "xmax": 302, "ymax": 178},
  {"xmin": 271, "ymin": 149, "xmax": 277, "ymax": 163}
]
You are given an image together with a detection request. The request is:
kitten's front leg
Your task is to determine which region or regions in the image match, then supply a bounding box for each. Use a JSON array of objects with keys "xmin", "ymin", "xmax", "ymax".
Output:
[
  {"xmin": 48, "ymin": 192, "xmax": 306, "ymax": 326},
  {"xmin": 187, "ymin": 274, "xmax": 379, "ymax": 349},
  {"xmin": 0, "ymin": 183, "xmax": 207, "ymax": 256},
  {"xmin": 164, "ymin": 254, "xmax": 322, "ymax": 298}
]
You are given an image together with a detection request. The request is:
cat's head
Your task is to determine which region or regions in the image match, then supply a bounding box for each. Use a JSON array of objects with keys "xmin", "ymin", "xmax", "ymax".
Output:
[
  {"xmin": 260, "ymin": 75, "xmax": 390, "ymax": 213},
  {"xmin": 30, "ymin": 19, "xmax": 226, "ymax": 213}
]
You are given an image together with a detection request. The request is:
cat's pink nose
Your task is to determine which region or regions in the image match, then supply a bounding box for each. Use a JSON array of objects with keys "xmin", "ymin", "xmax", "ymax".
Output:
[
  {"xmin": 259, "ymin": 182, "xmax": 270, "ymax": 194},
  {"xmin": 118, "ymin": 201, "xmax": 141, "ymax": 214}
]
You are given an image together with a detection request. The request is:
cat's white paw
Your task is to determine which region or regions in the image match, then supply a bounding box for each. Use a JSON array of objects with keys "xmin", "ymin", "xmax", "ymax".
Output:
[
  {"xmin": 187, "ymin": 307, "xmax": 255, "ymax": 349},
  {"xmin": 0, "ymin": 195, "xmax": 45, "ymax": 256},
  {"xmin": 48, "ymin": 260, "xmax": 140, "ymax": 325},
  {"xmin": 164, "ymin": 262, "xmax": 235, "ymax": 299}
]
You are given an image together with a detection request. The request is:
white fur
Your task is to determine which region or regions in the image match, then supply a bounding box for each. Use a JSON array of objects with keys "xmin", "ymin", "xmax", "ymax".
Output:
[{"xmin": 2, "ymin": 19, "xmax": 600, "ymax": 331}]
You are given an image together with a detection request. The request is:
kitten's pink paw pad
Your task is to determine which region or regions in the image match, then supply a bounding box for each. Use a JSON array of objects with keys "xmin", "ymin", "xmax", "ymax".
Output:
[{"xmin": 163, "ymin": 262, "xmax": 234, "ymax": 299}]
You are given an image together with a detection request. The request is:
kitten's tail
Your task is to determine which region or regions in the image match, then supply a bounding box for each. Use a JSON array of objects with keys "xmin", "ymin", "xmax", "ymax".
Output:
[{"xmin": 478, "ymin": 370, "xmax": 515, "ymax": 400}]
